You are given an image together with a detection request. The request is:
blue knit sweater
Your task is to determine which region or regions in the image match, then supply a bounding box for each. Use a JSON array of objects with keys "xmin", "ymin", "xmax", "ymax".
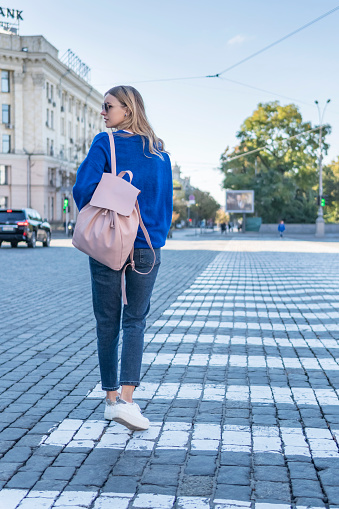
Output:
[{"xmin": 73, "ymin": 131, "xmax": 173, "ymax": 249}]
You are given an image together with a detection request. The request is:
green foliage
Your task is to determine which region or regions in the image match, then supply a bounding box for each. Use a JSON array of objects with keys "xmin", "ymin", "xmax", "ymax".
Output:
[
  {"xmin": 188, "ymin": 189, "xmax": 220, "ymax": 222},
  {"xmin": 173, "ymin": 195, "xmax": 187, "ymax": 222},
  {"xmin": 172, "ymin": 179, "xmax": 187, "ymax": 222},
  {"xmin": 215, "ymin": 209, "xmax": 230, "ymax": 224},
  {"xmin": 323, "ymin": 158, "xmax": 339, "ymax": 222},
  {"xmin": 220, "ymin": 101, "xmax": 331, "ymax": 223},
  {"xmin": 172, "ymin": 184, "xmax": 220, "ymax": 224}
]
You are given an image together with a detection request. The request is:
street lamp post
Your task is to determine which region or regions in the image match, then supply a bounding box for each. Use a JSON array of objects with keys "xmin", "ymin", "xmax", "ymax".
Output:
[{"xmin": 315, "ymin": 99, "xmax": 330, "ymax": 237}]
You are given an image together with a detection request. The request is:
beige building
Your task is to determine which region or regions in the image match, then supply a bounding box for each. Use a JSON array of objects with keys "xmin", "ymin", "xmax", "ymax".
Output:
[{"xmin": 0, "ymin": 31, "xmax": 103, "ymax": 222}]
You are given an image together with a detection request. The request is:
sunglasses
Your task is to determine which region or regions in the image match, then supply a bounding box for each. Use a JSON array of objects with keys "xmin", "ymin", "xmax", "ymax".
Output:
[{"xmin": 101, "ymin": 103, "xmax": 113, "ymax": 113}]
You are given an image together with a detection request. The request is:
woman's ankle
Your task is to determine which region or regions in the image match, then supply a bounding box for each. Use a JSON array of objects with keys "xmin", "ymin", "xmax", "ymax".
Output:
[
  {"xmin": 120, "ymin": 385, "xmax": 135, "ymax": 403},
  {"xmin": 106, "ymin": 390, "xmax": 120, "ymax": 402}
]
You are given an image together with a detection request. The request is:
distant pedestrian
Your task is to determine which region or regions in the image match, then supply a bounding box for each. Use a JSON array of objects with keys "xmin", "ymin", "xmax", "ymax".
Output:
[
  {"xmin": 67, "ymin": 220, "xmax": 75, "ymax": 237},
  {"xmin": 220, "ymin": 222, "xmax": 226, "ymax": 234},
  {"xmin": 278, "ymin": 220, "xmax": 286, "ymax": 238},
  {"xmin": 73, "ymin": 85, "xmax": 173, "ymax": 431}
]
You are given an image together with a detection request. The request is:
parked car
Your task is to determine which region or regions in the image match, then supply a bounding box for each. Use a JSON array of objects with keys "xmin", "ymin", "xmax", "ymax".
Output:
[{"xmin": 0, "ymin": 208, "xmax": 51, "ymax": 248}]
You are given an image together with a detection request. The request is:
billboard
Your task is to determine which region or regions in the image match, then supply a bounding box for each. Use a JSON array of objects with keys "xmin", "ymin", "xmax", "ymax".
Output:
[{"xmin": 226, "ymin": 190, "xmax": 254, "ymax": 213}]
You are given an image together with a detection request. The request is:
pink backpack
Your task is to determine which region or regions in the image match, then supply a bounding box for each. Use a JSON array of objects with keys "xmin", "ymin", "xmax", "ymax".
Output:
[{"xmin": 72, "ymin": 132, "xmax": 155, "ymax": 304}]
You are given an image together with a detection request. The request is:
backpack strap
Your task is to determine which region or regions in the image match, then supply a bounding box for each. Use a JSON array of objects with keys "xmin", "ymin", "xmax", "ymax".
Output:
[
  {"xmin": 108, "ymin": 131, "xmax": 116, "ymax": 176},
  {"xmin": 121, "ymin": 201, "xmax": 156, "ymax": 305}
]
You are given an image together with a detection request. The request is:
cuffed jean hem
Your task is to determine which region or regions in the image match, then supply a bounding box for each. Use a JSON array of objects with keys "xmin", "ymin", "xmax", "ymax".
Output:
[
  {"xmin": 120, "ymin": 381, "xmax": 140, "ymax": 387},
  {"xmin": 102, "ymin": 386, "xmax": 120, "ymax": 391}
]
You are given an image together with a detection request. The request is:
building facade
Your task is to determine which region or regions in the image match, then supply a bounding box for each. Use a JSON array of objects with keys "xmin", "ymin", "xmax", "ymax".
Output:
[
  {"xmin": 172, "ymin": 162, "xmax": 191, "ymax": 193},
  {"xmin": 0, "ymin": 32, "xmax": 103, "ymax": 222}
]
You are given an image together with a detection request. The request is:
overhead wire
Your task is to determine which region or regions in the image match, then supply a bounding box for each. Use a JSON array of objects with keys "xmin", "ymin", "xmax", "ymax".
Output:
[
  {"xmin": 91, "ymin": 6, "xmax": 339, "ymax": 111},
  {"xmin": 213, "ymin": 5, "xmax": 339, "ymax": 77},
  {"xmin": 218, "ymin": 77, "xmax": 312, "ymax": 106},
  {"xmin": 123, "ymin": 5, "xmax": 339, "ymax": 84},
  {"xmin": 224, "ymin": 125, "xmax": 324, "ymax": 163}
]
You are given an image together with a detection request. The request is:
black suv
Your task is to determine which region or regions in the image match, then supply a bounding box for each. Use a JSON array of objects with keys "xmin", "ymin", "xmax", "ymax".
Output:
[{"xmin": 0, "ymin": 209, "xmax": 51, "ymax": 248}]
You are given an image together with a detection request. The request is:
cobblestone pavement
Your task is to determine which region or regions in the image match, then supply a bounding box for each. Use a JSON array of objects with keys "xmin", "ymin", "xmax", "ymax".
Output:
[{"xmin": 0, "ymin": 234, "xmax": 339, "ymax": 509}]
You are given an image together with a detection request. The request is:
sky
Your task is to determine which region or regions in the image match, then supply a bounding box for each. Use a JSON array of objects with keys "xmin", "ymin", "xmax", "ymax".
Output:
[{"xmin": 14, "ymin": 0, "xmax": 339, "ymax": 206}]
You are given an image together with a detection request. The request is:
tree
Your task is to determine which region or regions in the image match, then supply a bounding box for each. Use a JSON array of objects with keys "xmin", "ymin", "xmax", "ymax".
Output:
[
  {"xmin": 189, "ymin": 189, "xmax": 220, "ymax": 224},
  {"xmin": 215, "ymin": 209, "xmax": 230, "ymax": 224},
  {"xmin": 323, "ymin": 158, "xmax": 339, "ymax": 222},
  {"xmin": 172, "ymin": 179, "xmax": 187, "ymax": 222},
  {"xmin": 171, "ymin": 211, "xmax": 180, "ymax": 226},
  {"xmin": 220, "ymin": 101, "xmax": 331, "ymax": 223},
  {"xmin": 172, "ymin": 177, "xmax": 220, "ymax": 225}
]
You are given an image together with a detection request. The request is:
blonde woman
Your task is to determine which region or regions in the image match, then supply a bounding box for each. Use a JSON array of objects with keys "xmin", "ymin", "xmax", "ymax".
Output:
[{"xmin": 73, "ymin": 86, "xmax": 172, "ymax": 430}]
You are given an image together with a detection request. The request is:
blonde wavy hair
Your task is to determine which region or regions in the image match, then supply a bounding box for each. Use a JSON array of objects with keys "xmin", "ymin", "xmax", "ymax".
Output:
[{"xmin": 105, "ymin": 85, "xmax": 166, "ymax": 158}]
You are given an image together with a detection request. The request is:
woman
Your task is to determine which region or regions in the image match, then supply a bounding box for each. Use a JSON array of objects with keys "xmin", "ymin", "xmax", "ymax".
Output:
[{"xmin": 73, "ymin": 86, "xmax": 172, "ymax": 431}]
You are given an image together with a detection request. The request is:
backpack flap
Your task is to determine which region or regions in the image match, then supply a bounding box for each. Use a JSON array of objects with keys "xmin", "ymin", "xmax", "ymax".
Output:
[{"xmin": 90, "ymin": 173, "xmax": 141, "ymax": 216}]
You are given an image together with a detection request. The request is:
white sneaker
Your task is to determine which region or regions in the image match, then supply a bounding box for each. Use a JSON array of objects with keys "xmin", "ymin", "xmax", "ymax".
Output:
[
  {"xmin": 111, "ymin": 399, "xmax": 150, "ymax": 431},
  {"xmin": 104, "ymin": 398, "xmax": 117, "ymax": 420}
]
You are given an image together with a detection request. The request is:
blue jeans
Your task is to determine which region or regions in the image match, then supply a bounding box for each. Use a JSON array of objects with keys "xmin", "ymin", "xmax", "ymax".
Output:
[{"xmin": 89, "ymin": 248, "xmax": 161, "ymax": 391}]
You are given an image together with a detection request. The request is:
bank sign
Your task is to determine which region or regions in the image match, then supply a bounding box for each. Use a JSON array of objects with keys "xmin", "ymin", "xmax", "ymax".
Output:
[{"xmin": 0, "ymin": 7, "xmax": 23, "ymax": 20}]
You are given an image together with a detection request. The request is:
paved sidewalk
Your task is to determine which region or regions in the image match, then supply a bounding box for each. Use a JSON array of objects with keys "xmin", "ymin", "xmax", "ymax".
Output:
[{"xmin": 0, "ymin": 236, "xmax": 339, "ymax": 508}]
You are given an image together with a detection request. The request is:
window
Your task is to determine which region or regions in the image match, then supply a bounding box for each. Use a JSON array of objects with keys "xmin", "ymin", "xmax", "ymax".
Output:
[
  {"xmin": 51, "ymin": 111, "xmax": 54, "ymax": 129},
  {"xmin": 50, "ymin": 196, "xmax": 54, "ymax": 220},
  {"xmin": 46, "ymin": 82, "xmax": 49, "ymax": 99},
  {"xmin": 61, "ymin": 171, "xmax": 67, "ymax": 187},
  {"xmin": 48, "ymin": 196, "xmax": 54, "ymax": 220},
  {"xmin": 60, "ymin": 144, "xmax": 65, "ymax": 158},
  {"xmin": 47, "ymin": 138, "xmax": 50, "ymax": 155},
  {"xmin": 48, "ymin": 167, "xmax": 56, "ymax": 186},
  {"xmin": 1, "ymin": 71, "xmax": 10, "ymax": 93},
  {"xmin": 0, "ymin": 210, "xmax": 24, "ymax": 221},
  {"xmin": 46, "ymin": 108, "xmax": 49, "ymax": 126},
  {"xmin": 2, "ymin": 105, "xmax": 10, "ymax": 124},
  {"xmin": 61, "ymin": 117, "xmax": 65, "ymax": 136},
  {"xmin": 50, "ymin": 140, "xmax": 54, "ymax": 156},
  {"xmin": 50, "ymin": 85, "xmax": 54, "ymax": 101},
  {"xmin": 68, "ymin": 121, "xmax": 71, "ymax": 136},
  {"xmin": 68, "ymin": 97, "xmax": 72, "ymax": 113},
  {"xmin": 0, "ymin": 196, "xmax": 8, "ymax": 208},
  {"xmin": 0, "ymin": 165, "xmax": 8, "ymax": 185},
  {"xmin": 2, "ymin": 134, "xmax": 11, "ymax": 153},
  {"xmin": 61, "ymin": 92, "xmax": 65, "ymax": 109}
]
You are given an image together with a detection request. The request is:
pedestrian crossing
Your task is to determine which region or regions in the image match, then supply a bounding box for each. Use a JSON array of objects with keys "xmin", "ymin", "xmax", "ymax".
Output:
[
  {"xmin": 2, "ymin": 250, "xmax": 339, "ymax": 508},
  {"xmin": 42, "ymin": 252, "xmax": 339, "ymax": 468}
]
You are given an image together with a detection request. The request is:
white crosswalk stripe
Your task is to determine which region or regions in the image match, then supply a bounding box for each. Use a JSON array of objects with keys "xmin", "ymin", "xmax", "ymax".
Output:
[
  {"xmin": 0, "ymin": 488, "xmax": 333, "ymax": 509},
  {"xmin": 137, "ymin": 352, "xmax": 339, "ymax": 370},
  {"xmin": 151, "ymin": 319, "xmax": 338, "ymax": 332},
  {"xmin": 39, "ymin": 419, "xmax": 339, "ymax": 458},
  {"xmin": 144, "ymin": 333, "xmax": 339, "ymax": 349},
  {"xmin": 87, "ymin": 381, "xmax": 339, "ymax": 406}
]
